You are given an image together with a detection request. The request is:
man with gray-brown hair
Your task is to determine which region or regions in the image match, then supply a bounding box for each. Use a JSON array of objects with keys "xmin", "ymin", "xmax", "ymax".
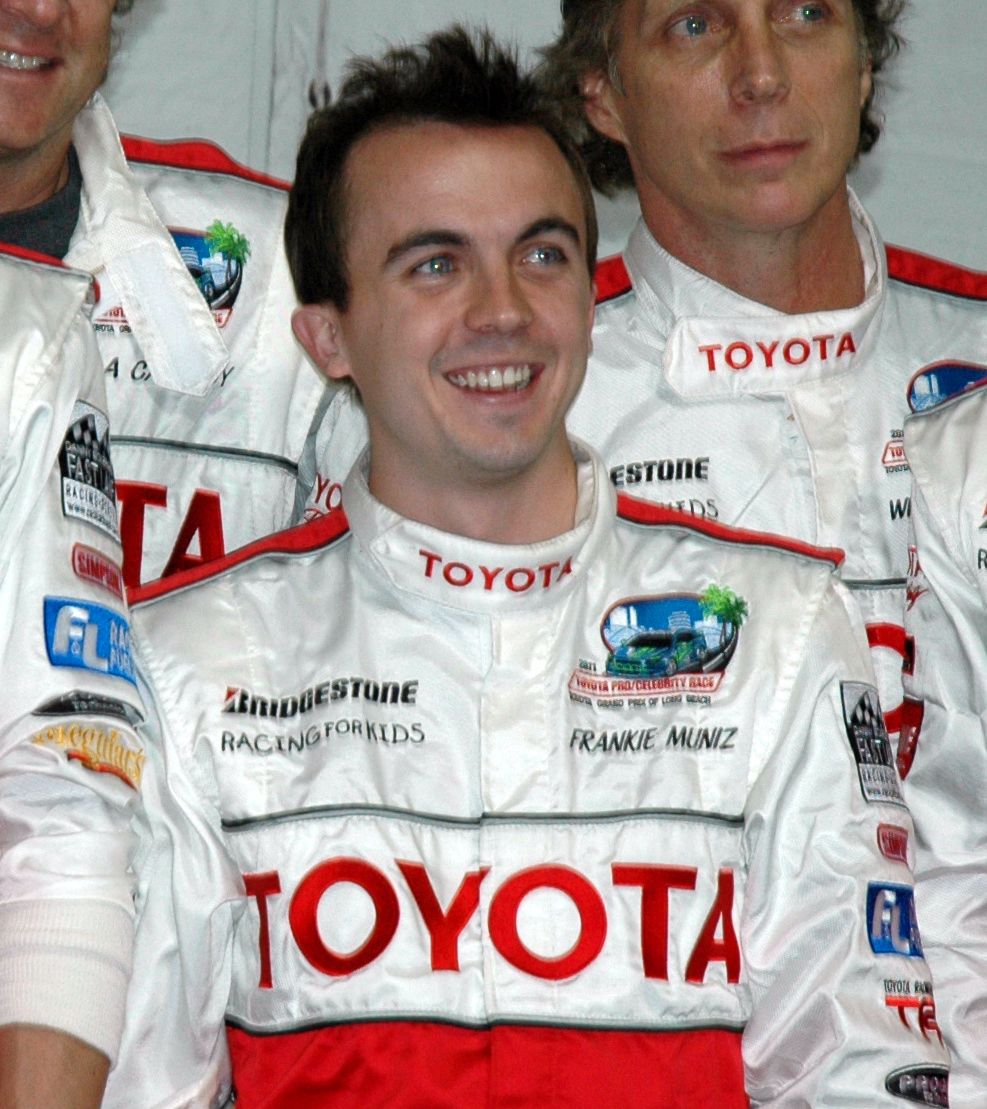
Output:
[{"xmin": 540, "ymin": 3, "xmax": 986, "ymax": 1103}]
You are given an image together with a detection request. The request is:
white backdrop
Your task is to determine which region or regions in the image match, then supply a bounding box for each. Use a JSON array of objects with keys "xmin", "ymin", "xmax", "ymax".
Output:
[{"xmin": 103, "ymin": 0, "xmax": 987, "ymax": 267}]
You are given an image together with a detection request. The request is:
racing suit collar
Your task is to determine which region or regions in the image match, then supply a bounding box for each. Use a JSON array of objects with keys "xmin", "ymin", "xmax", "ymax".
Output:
[
  {"xmin": 65, "ymin": 93, "xmax": 232, "ymax": 397},
  {"xmin": 341, "ymin": 441, "xmax": 612, "ymax": 612},
  {"xmin": 624, "ymin": 190, "xmax": 886, "ymax": 399}
]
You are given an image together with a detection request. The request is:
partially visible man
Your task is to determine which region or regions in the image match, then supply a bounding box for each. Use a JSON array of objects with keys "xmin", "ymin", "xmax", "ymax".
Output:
[
  {"xmin": 0, "ymin": 246, "xmax": 145, "ymax": 1106},
  {"xmin": 106, "ymin": 27, "xmax": 945, "ymax": 1107},
  {"xmin": 0, "ymin": 0, "xmax": 328, "ymax": 589},
  {"xmin": 900, "ymin": 382, "xmax": 987, "ymax": 1103},
  {"xmin": 535, "ymin": 0, "xmax": 987, "ymax": 773}
]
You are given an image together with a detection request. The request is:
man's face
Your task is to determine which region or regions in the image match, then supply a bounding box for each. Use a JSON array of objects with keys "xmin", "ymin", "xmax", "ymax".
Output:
[
  {"xmin": 586, "ymin": 0, "xmax": 870, "ymax": 242},
  {"xmin": 296, "ymin": 121, "xmax": 594, "ymax": 511},
  {"xmin": 0, "ymin": 0, "xmax": 115, "ymax": 167}
]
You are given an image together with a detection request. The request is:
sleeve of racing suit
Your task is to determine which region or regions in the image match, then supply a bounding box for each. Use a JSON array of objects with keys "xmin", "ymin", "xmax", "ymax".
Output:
[
  {"xmin": 741, "ymin": 576, "xmax": 949, "ymax": 1107},
  {"xmin": 901, "ymin": 457, "xmax": 987, "ymax": 1107},
  {"xmin": 103, "ymin": 654, "xmax": 243, "ymax": 1109},
  {"xmin": 0, "ymin": 269, "xmax": 145, "ymax": 1066}
]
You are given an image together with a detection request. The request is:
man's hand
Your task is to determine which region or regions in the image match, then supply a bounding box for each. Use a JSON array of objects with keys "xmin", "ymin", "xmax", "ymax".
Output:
[{"xmin": 0, "ymin": 1025, "xmax": 110, "ymax": 1109}]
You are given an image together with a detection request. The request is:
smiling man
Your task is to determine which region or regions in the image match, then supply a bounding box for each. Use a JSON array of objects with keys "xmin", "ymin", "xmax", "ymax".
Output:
[
  {"xmin": 541, "ymin": 0, "xmax": 987, "ymax": 797},
  {"xmin": 0, "ymin": 0, "xmax": 327, "ymax": 589},
  {"xmin": 102, "ymin": 27, "xmax": 946, "ymax": 1107}
]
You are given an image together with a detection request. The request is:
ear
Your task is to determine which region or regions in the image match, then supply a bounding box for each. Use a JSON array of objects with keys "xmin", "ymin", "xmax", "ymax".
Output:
[
  {"xmin": 291, "ymin": 304, "xmax": 350, "ymax": 382},
  {"xmin": 858, "ymin": 55, "xmax": 873, "ymax": 111},
  {"xmin": 581, "ymin": 69, "xmax": 628, "ymax": 146}
]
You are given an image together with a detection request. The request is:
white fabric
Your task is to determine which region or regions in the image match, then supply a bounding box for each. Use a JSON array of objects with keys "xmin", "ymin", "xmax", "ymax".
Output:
[
  {"xmin": 0, "ymin": 250, "xmax": 145, "ymax": 1061},
  {"xmin": 902, "ymin": 386, "xmax": 987, "ymax": 1108},
  {"xmin": 107, "ymin": 448, "xmax": 947, "ymax": 1106},
  {"xmin": 65, "ymin": 94, "xmax": 329, "ymax": 588}
]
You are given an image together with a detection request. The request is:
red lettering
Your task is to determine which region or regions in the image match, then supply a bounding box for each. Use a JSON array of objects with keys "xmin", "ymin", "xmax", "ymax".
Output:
[
  {"xmin": 612, "ymin": 864, "xmax": 697, "ymax": 980},
  {"xmin": 918, "ymin": 996, "xmax": 944, "ymax": 1045},
  {"xmin": 814, "ymin": 334, "xmax": 834, "ymax": 360},
  {"xmin": 538, "ymin": 561, "xmax": 560, "ymax": 589},
  {"xmin": 489, "ymin": 866, "xmax": 606, "ymax": 980},
  {"xmin": 896, "ymin": 696, "xmax": 925, "ymax": 780},
  {"xmin": 866, "ymin": 622, "xmax": 914, "ymax": 733},
  {"xmin": 244, "ymin": 871, "xmax": 282, "ymax": 989},
  {"xmin": 724, "ymin": 342, "xmax": 753, "ymax": 371},
  {"xmin": 289, "ymin": 858, "xmax": 399, "ymax": 977},
  {"xmin": 506, "ymin": 567, "xmax": 536, "ymax": 593},
  {"xmin": 684, "ymin": 869, "xmax": 741, "ymax": 984},
  {"xmin": 116, "ymin": 480, "xmax": 167, "ymax": 589},
  {"xmin": 699, "ymin": 344, "xmax": 721, "ymax": 372},
  {"xmin": 836, "ymin": 332, "xmax": 856, "ymax": 357},
  {"xmin": 444, "ymin": 561, "xmax": 473, "ymax": 587},
  {"xmin": 756, "ymin": 340, "xmax": 778, "ymax": 368},
  {"xmin": 419, "ymin": 549, "xmax": 442, "ymax": 578},
  {"xmin": 162, "ymin": 490, "xmax": 225, "ymax": 579},
  {"xmin": 783, "ymin": 338, "xmax": 810, "ymax": 366},
  {"xmin": 314, "ymin": 472, "xmax": 343, "ymax": 513},
  {"xmin": 480, "ymin": 565, "xmax": 503, "ymax": 591},
  {"xmin": 398, "ymin": 861, "xmax": 489, "ymax": 971}
]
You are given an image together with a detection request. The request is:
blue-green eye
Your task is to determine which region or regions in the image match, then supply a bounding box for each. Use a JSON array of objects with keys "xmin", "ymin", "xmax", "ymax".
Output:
[
  {"xmin": 413, "ymin": 255, "xmax": 454, "ymax": 277},
  {"xmin": 525, "ymin": 244, "xmax": 566, "ymax": 266},
  {"xmin": 671, "ymin": 14, "xmax": 709, "ymax": 37},
  {"xmin": 794, "ymin": 3, "xmax": 826, "ymax": 22}
]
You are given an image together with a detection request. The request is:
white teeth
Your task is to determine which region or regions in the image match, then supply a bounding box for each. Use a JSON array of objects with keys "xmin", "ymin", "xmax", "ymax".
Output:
[
  {"xmin": 449, "ymin": 364, "xmax": 533, "ymax": 393},
  {"xmin": 0, "ymin": 50, "xmax": 49, "ymax": 70}
]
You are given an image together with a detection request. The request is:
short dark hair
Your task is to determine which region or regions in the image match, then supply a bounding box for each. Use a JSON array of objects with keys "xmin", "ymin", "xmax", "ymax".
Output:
[
  {"xmin": 285, "ymin": 24, "xmax": 599, "ymax": 309},
  {"xmin": 540, "ymin": 0, "xmax": 906, "ymax": 194}
]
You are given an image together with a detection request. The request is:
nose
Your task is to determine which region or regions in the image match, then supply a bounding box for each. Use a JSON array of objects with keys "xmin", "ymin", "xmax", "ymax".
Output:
[
  {"xmin": 0, "ymin": 0, "xmax": 66, "ymax": 29},
  {"xmin": 464, "ymin": 264, "xmax": 533, "ymax": 334},
  {"xmin": 728, "ymin": 18, "xmax": 790, "ymax": 105}
]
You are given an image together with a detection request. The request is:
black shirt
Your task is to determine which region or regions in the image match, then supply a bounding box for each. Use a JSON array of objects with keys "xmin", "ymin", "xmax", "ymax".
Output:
[{"xmin": 0, "ymin": 146, "xmax": 82, "ymax": 260}]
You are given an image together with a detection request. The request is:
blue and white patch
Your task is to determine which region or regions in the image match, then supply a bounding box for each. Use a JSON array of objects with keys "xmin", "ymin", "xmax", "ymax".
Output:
[
  {"xmin": 868, "ymin": 883, "xmax": 924, "ymax": 958},
  {"xmin": 44, "ymin": 597, "xmax": 136, "ymax": 686},
  {"xmin": 841, "ymin": 681, "xmax": 904, "ymax": 806},
  {"xmin": 59, "ymin": 401, "xmax": 119, "ymax": 540}
]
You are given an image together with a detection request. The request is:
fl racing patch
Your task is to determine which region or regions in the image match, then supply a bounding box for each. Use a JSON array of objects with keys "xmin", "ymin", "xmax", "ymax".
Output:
[{"xmin": 840, "ymin": 681, "xmax": 904, "ymax": 806}]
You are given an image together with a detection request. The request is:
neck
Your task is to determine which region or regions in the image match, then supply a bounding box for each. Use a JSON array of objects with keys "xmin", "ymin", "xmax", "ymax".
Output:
[
  {"xmin": 642, "ymin": 186, "xmax": 865, "ymax": 314},
  {"xmin": 368, "ymin": 444, "xmax": 580, "ymax": 545},
  {"xmin": 0, "ymin": 137, "xmax": 72, "ymax": 216}
]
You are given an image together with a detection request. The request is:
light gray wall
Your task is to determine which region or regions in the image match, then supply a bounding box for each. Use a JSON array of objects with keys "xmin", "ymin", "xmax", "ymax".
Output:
[{"xmin": 103, "ymin": 0, "xmax": 987, "ymax": 268}]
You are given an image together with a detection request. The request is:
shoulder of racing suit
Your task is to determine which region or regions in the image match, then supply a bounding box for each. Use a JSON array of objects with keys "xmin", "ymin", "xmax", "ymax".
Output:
[
  {"xmin": 594, "ymin": 243, "xmax": 987, "ymax": 308},
  {"xmin": 121, "ymin": 134, "xmax": 288, "ymax": 193},
  {"xmin": 129, "ymin": 508, "xmax": 350, "ymax": 608},
  {"xmin": 616, "ymin": 492, "xmax": 845, "ymax": 568}
]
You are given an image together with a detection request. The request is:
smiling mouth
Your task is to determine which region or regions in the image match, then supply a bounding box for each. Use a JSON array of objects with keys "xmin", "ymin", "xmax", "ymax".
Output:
[
  {"xmin": 446, "ymin": 364, "xmax": 534, "ymax": 393},
  {"xmin": 0, "ymin": 49, "xmax": 52, "ymax": 71}
]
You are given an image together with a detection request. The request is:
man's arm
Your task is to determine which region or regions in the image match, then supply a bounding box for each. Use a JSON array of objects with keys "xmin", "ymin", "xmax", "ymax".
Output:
[
  {"xmin": 0, "ymin": 1027, "xmax": 109, "ymax": 1109},
  {"xmin": 902, "ymin": 415, "xmax": 987, "ymax": 1107},
  {"xmin": 741, "ymin": 578, "xmax": 949, "ymax": 1105}
]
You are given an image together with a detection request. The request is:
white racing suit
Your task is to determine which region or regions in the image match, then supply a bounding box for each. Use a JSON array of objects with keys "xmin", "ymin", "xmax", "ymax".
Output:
[
  {"xmin": 107, "ymin": 448, "xmax": 947, "ymax": 1107},
  {"xmin": 901, "ymin": 384, "xmax": 987, "ymax": 1106},
  {"xmin": 306, "ymin": 193, "xmax": 987, "ymax": 751},
  {"xmin": 65, "ymin": 93, "xmax": 327, "ymax": 589},
  {"xmin": 0, "ymin": 247, "xmax": 145, "ymax": 1061}
]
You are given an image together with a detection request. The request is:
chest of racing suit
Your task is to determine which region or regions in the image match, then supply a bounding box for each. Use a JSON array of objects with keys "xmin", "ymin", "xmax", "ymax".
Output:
[
  {"xmin": 107, "ymin": 450, "xmax": 947, "ymax": 1108},
  {"xmin": 0, "ymin": 246, "xmax": 145, "ymax": 1061},
  {"xmin": 63, "ymin": 94, "xmax": 327, "ymax": 590},
  {"xmin": 566, "ymin": 194, "xmax": 987, "ymax": 746}
]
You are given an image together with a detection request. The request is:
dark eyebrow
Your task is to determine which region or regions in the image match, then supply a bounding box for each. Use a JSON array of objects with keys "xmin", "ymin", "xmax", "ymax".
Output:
[
  {"xmin": 385, "ymin": 230, "xmax": 466, "ymax": 266},
  {"xmin": 517, "ymin": 217, "xmax": 582, "ymax": 250}
]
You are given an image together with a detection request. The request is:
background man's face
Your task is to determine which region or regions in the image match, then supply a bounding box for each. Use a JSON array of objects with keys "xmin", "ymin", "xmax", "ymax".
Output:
[
  {"xmin": 0, "ymin": 0, "xmax": 115, "ymax": 167},
  {"xmin": 588, "ymin": 0, "xmax": 870, "ymax": 242},
  {"xmin": 311, "ymin": 120, "xmax": 594, "ymax": 504}
]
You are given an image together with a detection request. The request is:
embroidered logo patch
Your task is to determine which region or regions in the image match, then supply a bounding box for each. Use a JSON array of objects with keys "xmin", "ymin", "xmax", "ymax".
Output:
[{"xmin": 841, "ymin": 682, "xmax": 904, "ymax": 806}]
